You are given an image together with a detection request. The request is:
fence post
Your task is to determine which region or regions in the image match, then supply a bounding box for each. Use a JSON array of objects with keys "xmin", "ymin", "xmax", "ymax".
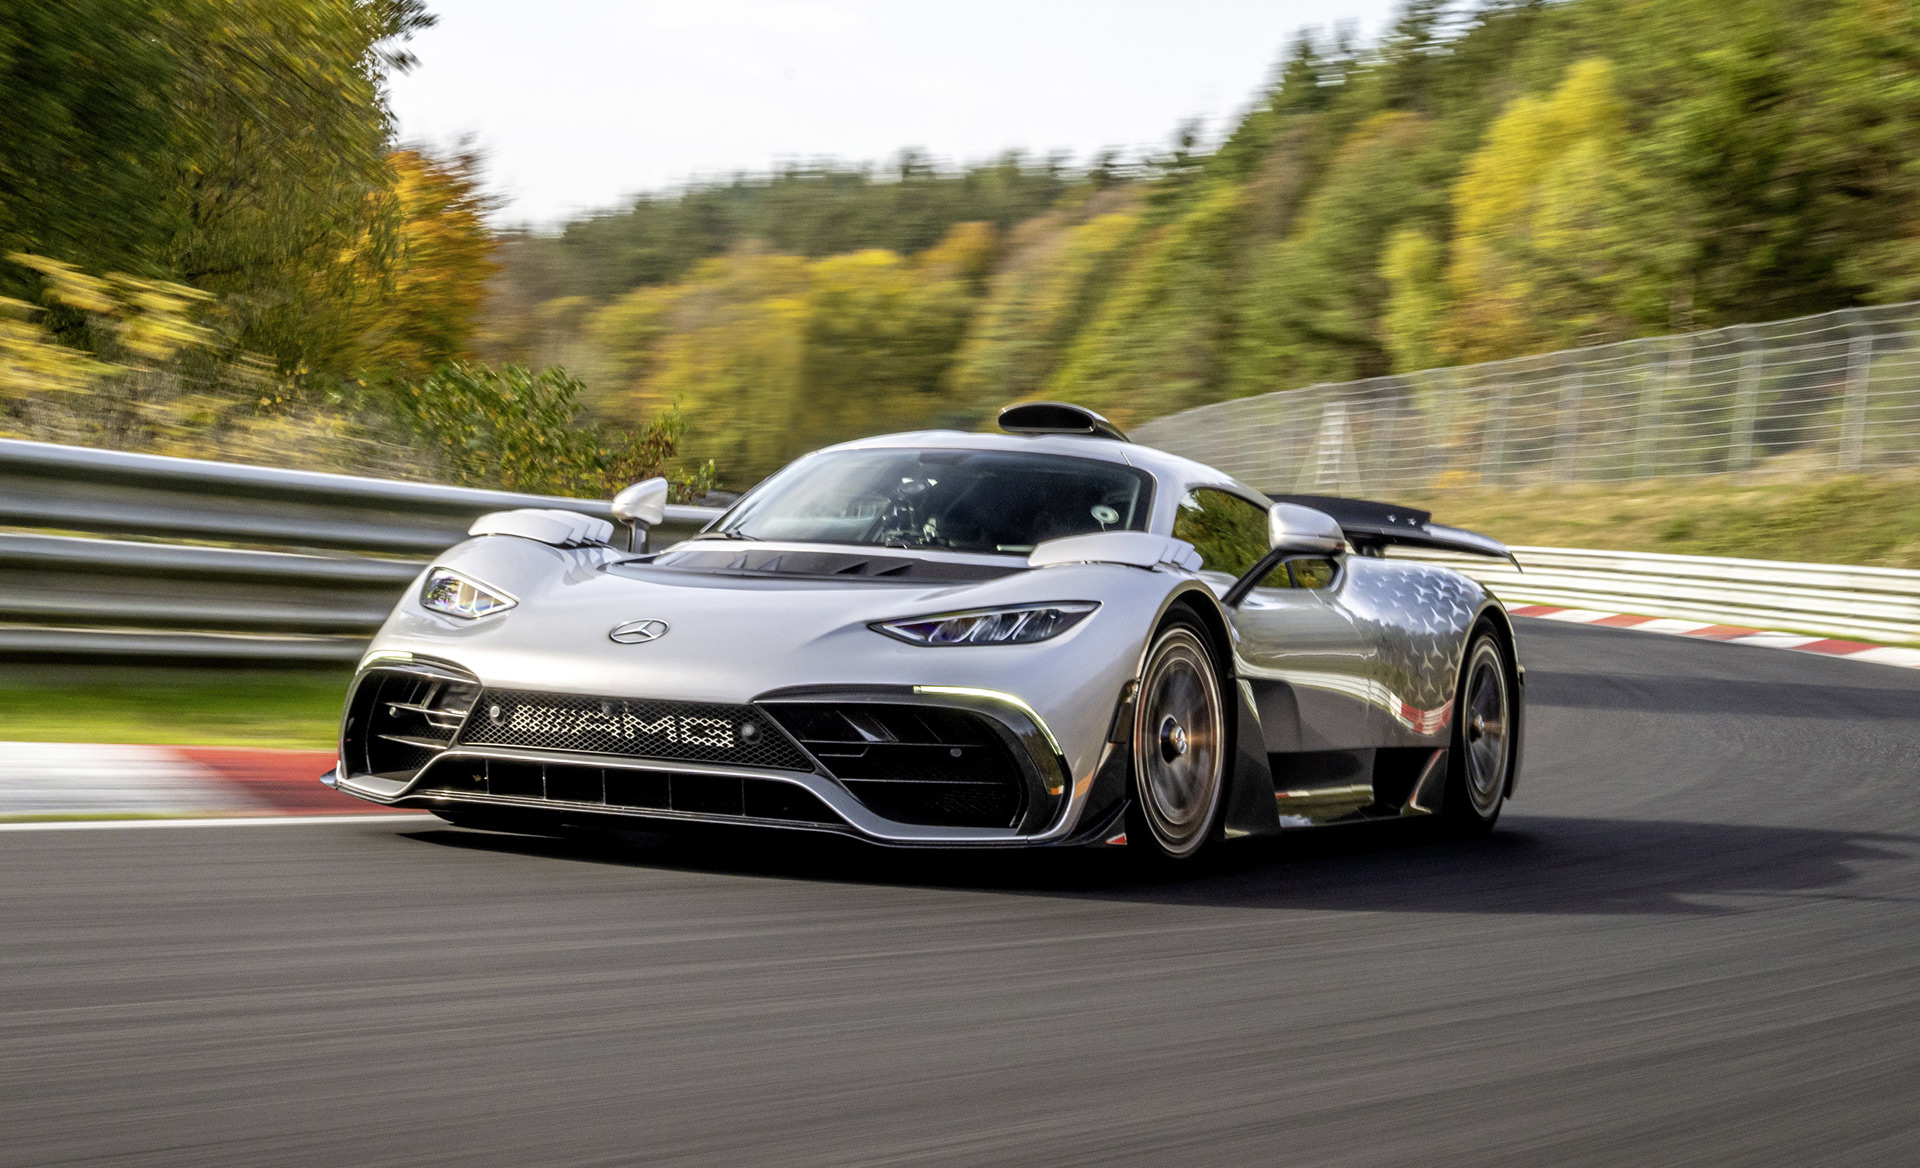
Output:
[
  {"xmin": 1420, "ymin": 368, "xmax": 1458, "ymax": 490},
  {"xmin": 1479, "ymin": 376, "xmax": 1510, "ymax": 486},
  {"xmin": 1634, "ymin": 339, "xmax": 1675, "ymax": 478},
  {"xmin": 1666, "ymin": 334, "xmax": 1692, "ymax": 476},
  {"xmin": 1840, "ymin": 311, "xmax": 1872, "ymax": 472},
  {"xmin": 1554, "ymin": 362, "xmax": 1584, "ymax": 483},
  {"xmin": 1730, "ymin": 326, "xmax": 1760, "ymax": 472}
]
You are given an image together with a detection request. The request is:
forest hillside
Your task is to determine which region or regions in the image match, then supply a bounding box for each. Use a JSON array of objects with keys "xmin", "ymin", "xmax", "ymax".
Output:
[
  {"xmin": 4, "ymin": 0, "xmax": 1917, "ymax": 496},
  {"xmin": 481, "ymin": 0, "xmax": 1920, "ymax": 487}
]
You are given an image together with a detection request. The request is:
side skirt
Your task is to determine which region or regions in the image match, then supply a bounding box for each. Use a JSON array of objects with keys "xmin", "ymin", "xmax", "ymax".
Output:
[{"xmin": 1266, "ymin": 745, "xmax": 1451, "ymax": 827}]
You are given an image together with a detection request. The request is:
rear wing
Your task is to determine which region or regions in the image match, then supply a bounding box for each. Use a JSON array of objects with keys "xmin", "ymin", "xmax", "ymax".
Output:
[{"xmin": 1268, "ymin": 494, "xmax": 1518, "ymax": 567}]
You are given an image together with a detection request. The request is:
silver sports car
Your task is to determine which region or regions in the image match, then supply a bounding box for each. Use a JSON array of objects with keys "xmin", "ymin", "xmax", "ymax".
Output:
[{"xmin": 324, "ymin": 402, "xmax": 1523, "ymax": 861}]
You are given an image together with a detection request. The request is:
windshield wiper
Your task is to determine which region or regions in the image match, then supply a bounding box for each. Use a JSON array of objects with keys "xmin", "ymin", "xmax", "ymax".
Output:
[{"xmin": 693, "ymin": 529, "xmax": 759, "ymax": 541}]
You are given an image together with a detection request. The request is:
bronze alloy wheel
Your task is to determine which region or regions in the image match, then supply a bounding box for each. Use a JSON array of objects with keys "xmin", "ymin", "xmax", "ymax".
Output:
[
  {"xmin": 1451, "ymin": 634, "xmax": 1512, "ymax": 824},
  {"xmin": 1131, "ymin": 624, "xmax": 1226, "ymax": 859}
]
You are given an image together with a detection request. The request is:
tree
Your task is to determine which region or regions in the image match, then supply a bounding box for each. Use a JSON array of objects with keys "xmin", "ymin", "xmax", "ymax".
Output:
[
  {"xmin": 163, "ymin": 0, "xmax": 434, "ymax": 378},
  {"xmin": 1232, "ymin": 111, "xmax": 1441, "ymax": 390},
  {"xmin": 391, "ymin": 362, "xmax": 701, "ymax": 498},
  {"xmin": 350, "ymin": 148, "xmax": 500, "ymax": 385},
  {"xmin": 1440, "ymin": 58, "xmax": 1664, "ymax": 362},
  {"xmin": 950, "ymin": 204, "xmax": 1142, "ymax": 412},
  {"xmin": 0, "ymin": 0, "xmax": 179, "ymax": 303}
]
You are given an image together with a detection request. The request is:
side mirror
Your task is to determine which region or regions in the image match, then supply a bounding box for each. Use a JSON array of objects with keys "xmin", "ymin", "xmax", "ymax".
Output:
[
  {"xmin": 1269, "ymin": 502, "xmax": 1345, "ymax": 555},
  {"xmin": 611, "ymin": 477, "xmax": 670, "ymax": 552}
]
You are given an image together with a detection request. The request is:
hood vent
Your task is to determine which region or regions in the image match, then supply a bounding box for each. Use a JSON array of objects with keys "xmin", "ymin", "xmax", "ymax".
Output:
[{"xmin": 637, "ymin": 547, "xmax": 1020, "ymax": 582}]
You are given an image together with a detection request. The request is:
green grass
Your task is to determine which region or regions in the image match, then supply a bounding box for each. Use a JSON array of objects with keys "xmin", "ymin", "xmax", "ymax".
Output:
[
  {"xmin": 1404, "ymin": 472, "xmax": 1920, "ymax": 568},
  {"xmin": 0, "ymin": 665, "xmax": 353, "ymax": 749}
]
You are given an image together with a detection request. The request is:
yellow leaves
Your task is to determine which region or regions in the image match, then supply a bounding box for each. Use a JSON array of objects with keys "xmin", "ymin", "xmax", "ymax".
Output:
[
  {"xmin": 332, "ymin": 149, "xmax": 498, "ymax": 384},
  {"xmin": 12, "ymin": 256, "xmax": 116, "ymax": 316},
  {"xmin": 0, "ymin": 297, "xmax": 109, "ymax": 399},
  {"xmin": 0, "ymin": 254, "xmax": 217, "ymax": 400},
  {"xmin": 1453, "ymin": 60, "xmax": 1626, "ymax": 244},
  {"xmin": 1442, "ymin": 58, "xmax": 1643, "ymax": 363},
  {"xmin": 915, "ymin": 221, "xmax": 998, "ymax": 288},
  {"xmin": 583, "ymin": 223, "xmax": 1003, "ymax": 484},
  {"xmin": 10, "ymin": 252, "xmax": 214, "ymax": 365},
  {"xmin": 1380, "ymin": 227, "xmax": 1447, "ymax": 375}
]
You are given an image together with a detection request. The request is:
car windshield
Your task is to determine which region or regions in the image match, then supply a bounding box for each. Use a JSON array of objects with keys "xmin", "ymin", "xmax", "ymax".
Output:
[{"xmin": 715, "ymin": 448, "xmax": 1154, "ymax": 554}]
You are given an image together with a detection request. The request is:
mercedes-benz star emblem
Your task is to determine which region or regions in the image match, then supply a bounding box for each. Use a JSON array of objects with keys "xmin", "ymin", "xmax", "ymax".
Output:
[{"xmin": 608, "ymin": 619, "xmax": 669, "ymax": 644}]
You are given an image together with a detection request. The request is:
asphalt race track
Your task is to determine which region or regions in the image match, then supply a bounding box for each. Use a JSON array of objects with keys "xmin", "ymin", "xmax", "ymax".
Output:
[{"xmin": 5, "ymin": 619, "xmax": 1919, "ymax": 1167}]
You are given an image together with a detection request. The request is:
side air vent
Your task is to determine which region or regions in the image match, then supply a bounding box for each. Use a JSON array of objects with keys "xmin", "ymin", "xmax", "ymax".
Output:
[
  {"xmin": 762, "ymin": 703, "xmax": 1027, "ymax": 828},
  {"xmin": 342, "ymin": 663, "xmax": 480, "ymax": 782}
]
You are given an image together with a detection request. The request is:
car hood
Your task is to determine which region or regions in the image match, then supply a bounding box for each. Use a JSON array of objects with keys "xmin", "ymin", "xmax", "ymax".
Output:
[{"xmin": 368, "ymin": 536, "xmax": 1178, "ymax": 708}]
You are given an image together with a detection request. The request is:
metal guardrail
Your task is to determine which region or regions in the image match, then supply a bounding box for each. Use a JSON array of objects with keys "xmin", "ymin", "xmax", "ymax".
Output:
[
  {"xmin": 1135, "ymin": 301, "xmax": 1920, "ymax": 495},
  {"xmin": 3, "ymin": 438, "xmax": 1913, "ymax": 662},
  {"xmin": 0, "ymin": 439, "xmax": 723, "ymax": 662},
  {"xmin": 1396, "ymin": 546, "xmax": 1920, "ymax": 645}
]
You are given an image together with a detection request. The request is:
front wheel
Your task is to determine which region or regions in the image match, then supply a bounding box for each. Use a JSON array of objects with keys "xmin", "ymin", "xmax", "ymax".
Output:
[
  {"xmin": 1127, "ymin": 620, "xmax": 1228, "ymax": 861},
  {"xmin": 1442, "ymin": 629, "xmax": 1513, "ymax": 834}
]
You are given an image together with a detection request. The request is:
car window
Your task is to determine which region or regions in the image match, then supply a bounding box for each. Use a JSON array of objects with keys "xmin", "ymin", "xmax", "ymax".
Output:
[
  {"xmin": 1172, "ymin": 489, "xmax": 1269, "ymax": 578},
  {"xmin": 717, "ymin": 449, "xmax": 1153, "ymax": 554},
  {"xmin": 1289, "ymin": 556, "xmax": 1338, "ymax": 590},
  {"xmin": 1250, "ymin": 559, "xmax": 1295, "ymax": 591},
  {"xmin": 1249, "ymin": 555, "xmax": 1340, "ymax": 594}
]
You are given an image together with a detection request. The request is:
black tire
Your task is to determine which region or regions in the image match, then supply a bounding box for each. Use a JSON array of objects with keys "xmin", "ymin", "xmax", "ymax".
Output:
[
  {"xmin": 1441, "ymin": 626, "xmax": 1514, "ymax": 834},
  {"xmin": 1126, "ymin": 615, "xmax": 1230, "ymax": 862}
]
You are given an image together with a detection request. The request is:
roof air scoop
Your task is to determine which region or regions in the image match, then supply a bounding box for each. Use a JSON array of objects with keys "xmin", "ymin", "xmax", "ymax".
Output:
[{"xmin": 996, "ymin": 401, "xmax": 1129, "ymax": 443}]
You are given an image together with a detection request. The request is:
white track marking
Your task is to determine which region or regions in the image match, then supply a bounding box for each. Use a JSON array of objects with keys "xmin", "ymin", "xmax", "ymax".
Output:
[
  {"xmin": 1727, "ymin": 632, "xmax": 1823, "ymax": 649},
  {"xmin": 1512, "ymin": 606, "xmax": 1920, "ymax": 670},
  {"xmin": 0, "ymin": 814, "xmax": 427, "ymax": 832},
  {"xmin": 0, "ymin": 742, "xmax": 268, "ymax": 818},
  {"xmin": 1531, "ymin": 608, "xmax": 1617, "ymax": 624},
  {"xmin": 1632, "ymin": 618, "xmax": 1718, "ymax": 634}
]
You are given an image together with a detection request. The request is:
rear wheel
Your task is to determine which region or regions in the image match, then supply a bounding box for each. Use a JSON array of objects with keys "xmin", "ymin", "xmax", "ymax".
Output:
[
  {"xmin": 1442, "ymin": 629, "xmax": 1513, "ymax": 833},
  {"xmin": 1127, "ymin": 620, "xmax": 1228, "ymax": 861}
]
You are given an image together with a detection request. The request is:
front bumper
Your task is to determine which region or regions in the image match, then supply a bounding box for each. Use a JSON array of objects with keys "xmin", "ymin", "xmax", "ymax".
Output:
[{"xmin": 329, "ymin": 660, "xmax": 1124, "ymax": 847}]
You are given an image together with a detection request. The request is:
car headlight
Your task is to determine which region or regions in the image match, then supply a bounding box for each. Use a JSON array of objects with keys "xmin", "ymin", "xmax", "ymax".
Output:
[
  {"xmin": 872, "ymin": 602, "xmax": 1098, "ymax": 646},
  {"xmin": 420, "ymin": 568, "xmax": 517, "ymax": 619}
]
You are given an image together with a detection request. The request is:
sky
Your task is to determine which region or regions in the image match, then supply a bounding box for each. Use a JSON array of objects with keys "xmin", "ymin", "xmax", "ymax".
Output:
[{"xmin": 387, "ymin": 0, "xmax": 1403, "ymax": 228}]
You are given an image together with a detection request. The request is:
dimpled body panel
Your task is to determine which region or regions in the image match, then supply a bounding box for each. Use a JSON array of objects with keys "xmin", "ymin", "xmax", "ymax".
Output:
[{"xmin": 1340, "ymin": 556, "xmax": 1487, "ymax": 714}]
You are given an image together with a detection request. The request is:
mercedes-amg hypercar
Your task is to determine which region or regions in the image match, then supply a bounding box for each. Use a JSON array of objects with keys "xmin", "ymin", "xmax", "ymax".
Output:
[{"xmin": 323, "ymin": 402, "xmax": 1523, "ymax": 861}]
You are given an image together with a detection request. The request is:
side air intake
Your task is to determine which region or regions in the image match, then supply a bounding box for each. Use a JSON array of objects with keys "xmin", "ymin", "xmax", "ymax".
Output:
[{"xmin": 997, "ymin": 401, "xmax": 1129, "ymax": 442}]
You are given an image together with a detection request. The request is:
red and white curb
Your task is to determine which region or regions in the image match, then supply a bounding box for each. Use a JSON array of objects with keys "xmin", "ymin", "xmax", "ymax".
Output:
[
  {"xmin": 1509, "ymin": 605, "xmax": 1920, "ymax": 669},
  {"xmin": 0, "ymin": 742, "xmax": 425, "ymax": 822}
]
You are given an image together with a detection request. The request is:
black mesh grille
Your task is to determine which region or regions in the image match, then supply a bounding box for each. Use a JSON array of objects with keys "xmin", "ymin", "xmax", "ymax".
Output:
[
  {"xmin": 762, "ymin": 703, "xmax": 1026, "ymax": 829},
  {"xmin": 414, "ymin": 758, "xmax": 839, "ymax": 824},
  {"xmin": 457, "ymin": 689, "xmax": 813, "ymax": 772}
]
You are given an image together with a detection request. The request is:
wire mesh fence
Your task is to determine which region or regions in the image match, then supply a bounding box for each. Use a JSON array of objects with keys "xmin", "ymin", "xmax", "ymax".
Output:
[{"xmin": 1133, "ymin": 302, "xmax": 1920, "ymax": 495}]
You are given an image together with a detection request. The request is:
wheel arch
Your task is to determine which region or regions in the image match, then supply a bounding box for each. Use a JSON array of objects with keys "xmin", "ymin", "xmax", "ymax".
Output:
[
  {"xmin": 1468, "ymin": 598, "xmax": 1524, "ymax": 799},
  {"xmin": 1144, "ymin": 582, "xmax": 1280, "ymax": 842}
]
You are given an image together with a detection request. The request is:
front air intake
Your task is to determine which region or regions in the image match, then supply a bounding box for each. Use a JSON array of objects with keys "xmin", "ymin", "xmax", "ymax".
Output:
[
  {"xmin": 762, "ymin": 702, "xmax": 1027, "ymax": 828},
  {"xmin": 456, "ymin": 689, "xmax": 813, "ymax": 772},
  {"xmin": 342, "ymin": 661, "xmax": 480, "ymax": 782}
]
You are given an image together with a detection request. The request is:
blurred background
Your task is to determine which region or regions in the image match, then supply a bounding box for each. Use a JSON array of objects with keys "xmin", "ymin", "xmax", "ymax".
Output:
[{"xmin": 3, "ymin": 0, "xmax": 1920, "ymax": 747}]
